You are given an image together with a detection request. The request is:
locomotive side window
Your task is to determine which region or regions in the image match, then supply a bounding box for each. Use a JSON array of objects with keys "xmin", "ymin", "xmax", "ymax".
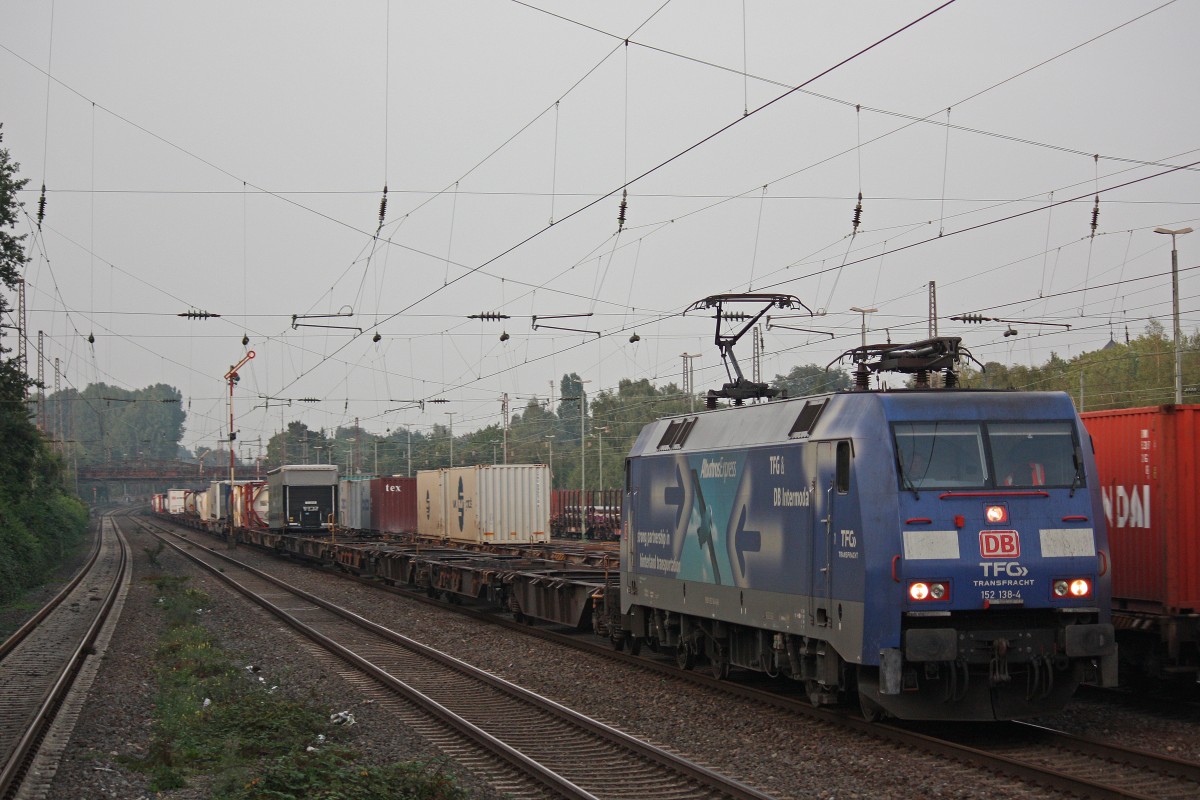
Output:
[
  {"xmin": 894, "ymin": 422, "xmax": 988, "ymax": 489},
  {"xmin": 988, "ymin": 421, "xmax": 1081, "ymax": 488}
]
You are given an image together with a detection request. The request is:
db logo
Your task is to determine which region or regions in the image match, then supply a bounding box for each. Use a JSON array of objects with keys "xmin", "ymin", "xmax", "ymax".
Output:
[{"xmin": 980, "ymin": 530, "xmax": 1020, "ymax": 558}]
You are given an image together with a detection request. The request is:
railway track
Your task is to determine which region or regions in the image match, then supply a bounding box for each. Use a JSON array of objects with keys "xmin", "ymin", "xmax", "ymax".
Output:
[
  {"xmin": 139, "ymin": 517, "xmax": 775, "ymax": 799},
  {"xmin": 154, "ymin": 516, "xmax": 1200, "ymax": 799},
  {"xmin": 0, "ymin": 511, "xmax": 130, "ymax": 800}
]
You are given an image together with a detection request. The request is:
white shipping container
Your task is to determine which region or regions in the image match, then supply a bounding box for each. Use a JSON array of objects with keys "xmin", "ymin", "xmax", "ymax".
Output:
[
  {"xmin": 337, "ymin": 479, "xmax": 372, "ymax": 532},
  {"xmin": 232, "ymin": 482, "xmax": 270, "ymax": 530},
  {"xmin": 195, "ymin": 490, "xmax": 212, "ymax": 522},
  {"xmin": 442, "ymin": 464, "xmax": 550, "ymax": 544},
  {"xmin": 167, "ymin": 489, "xmax": 187, "ymax": 515}
]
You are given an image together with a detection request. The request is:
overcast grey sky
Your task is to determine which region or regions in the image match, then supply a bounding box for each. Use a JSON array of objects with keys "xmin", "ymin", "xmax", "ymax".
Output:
[{"xmin": 2, "ymin": 1, "xmax": 1198, "ymax": 455}]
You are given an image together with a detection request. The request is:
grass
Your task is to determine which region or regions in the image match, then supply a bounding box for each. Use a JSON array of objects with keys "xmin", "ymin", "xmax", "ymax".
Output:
[{"xmin": 129, "ymin": 576, "xmax": 469, "ymax": 800}]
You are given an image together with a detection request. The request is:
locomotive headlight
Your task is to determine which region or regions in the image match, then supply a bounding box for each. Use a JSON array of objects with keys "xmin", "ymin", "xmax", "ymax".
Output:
[
  {"xmin": 1069, "ymin": 578, "xmax": 1091, "ymax": 597},
  {"xmin": 1053, "ymin": 580, "xmax": 1069, "ymax": 597},
  {"xmin": 985, "ymin": 505, "xmax": 1008, "ymax": 524},
  {"xmin": 908, "ymin": 581, "xmax": 948, "ymax": 601}
]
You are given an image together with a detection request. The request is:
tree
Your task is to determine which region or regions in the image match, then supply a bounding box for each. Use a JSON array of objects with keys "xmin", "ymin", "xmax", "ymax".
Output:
[
  {"xmin": 0, "ymin": 124, "xmax": 88, "ymax": 603},
  {"xmin": 771, "ymin": 363, "xmax": 851, "ymax": 397}
]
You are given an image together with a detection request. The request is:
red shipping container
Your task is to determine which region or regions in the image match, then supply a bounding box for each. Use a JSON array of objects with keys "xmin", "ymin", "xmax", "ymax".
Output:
[
  {"xmin": 1081, "ymin": 405, "xmax": 1200, "ymax": 615},
  {"xmin": 370, "ymin": 476, "xmax": 418, "ymax": 534}
]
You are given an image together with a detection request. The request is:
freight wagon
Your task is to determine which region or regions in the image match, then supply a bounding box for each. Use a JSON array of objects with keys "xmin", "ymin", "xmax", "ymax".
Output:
[
  {"xmin": 1081, "ymin": 404, "xmax": 1200, "ymax": 681},
  {"xmin": 267, "ymin": 464, "xmax": 338, "ymax": 532}
]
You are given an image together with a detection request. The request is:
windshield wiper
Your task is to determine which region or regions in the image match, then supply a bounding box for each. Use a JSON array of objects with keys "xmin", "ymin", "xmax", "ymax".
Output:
[
  {"xmin": 1069, "ymin": 446, "xmax": 1084, "ymax": 497},
  {"xmin": 896, "ymin": 453, "xmax": 920, "ymax": 499}
]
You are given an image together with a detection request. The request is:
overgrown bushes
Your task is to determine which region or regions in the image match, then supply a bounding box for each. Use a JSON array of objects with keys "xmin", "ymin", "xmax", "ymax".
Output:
[{"xmin": 0, "ymin": 492, "xmax": 89, "ymax": 604}]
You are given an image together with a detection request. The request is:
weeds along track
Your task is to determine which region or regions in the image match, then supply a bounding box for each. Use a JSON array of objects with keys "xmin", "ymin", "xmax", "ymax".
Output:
[{"xmin": 139, "ymin": 517, "xmax": 775, "ymax": 800}]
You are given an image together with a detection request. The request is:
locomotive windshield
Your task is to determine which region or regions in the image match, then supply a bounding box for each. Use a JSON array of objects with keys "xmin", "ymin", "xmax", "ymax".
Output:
[
  {"xmin": 895, "ymin": 422, "xmax": 988, "ymax": 489},
  {"xmin": 894, "ymin": 420, "xmax": 1082, "ymax": 490},
  {"xmin": 989, "ymin": 421, "xmax": 1081, "ymax": 488}
]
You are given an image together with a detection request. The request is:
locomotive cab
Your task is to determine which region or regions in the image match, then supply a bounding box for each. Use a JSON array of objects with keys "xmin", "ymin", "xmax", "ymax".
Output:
[{"xmin": 856, "ymin": 396, "xmax": 1117, "ymax": 720}]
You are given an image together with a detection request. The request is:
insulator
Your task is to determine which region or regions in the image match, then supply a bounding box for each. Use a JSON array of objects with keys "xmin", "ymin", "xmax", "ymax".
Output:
[
  {"xmin": 1090, "ymin": 195, "xmax": 1099, "ymax": 237},
  {"xmin": 378, "ymin": 185, "xmax": 388, "ymax": 227},
  {"xmin": 37, "ymin": 184, "xmax": 46, "ymax": 228},
  {"xmin": 617, "ymin": 189, "xmax": 628, "ymax": 230},
  {"xmin": 469, "ymin": 311, "xmax": 510, "ymax": 321},
  {"xmin": 851, "ymin": 192, "xmax": 863, "ymax": 233},
  {"xmin": 957, "ymin": 313, "xmax": 985, "ymax": 324}
]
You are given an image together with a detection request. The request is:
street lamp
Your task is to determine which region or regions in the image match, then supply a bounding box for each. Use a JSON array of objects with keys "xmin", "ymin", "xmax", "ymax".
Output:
[
  {"xmin": 1155, "ymin": 227, "xmax": 1193, "ymax": 404},
  {"xmin": 593, "ymin": 425, "xmax": 609, "ymax": 490},
  {"xmin": 681, "ymin": 353, "xmax": 701, "ymax": 412},
  {"xmin": 578, "ymin": 380, "xmax": 591, "ymax": 514},
  {"xmin": 850, "ymin": 306, "xmax": 878, "ymax": 348}
]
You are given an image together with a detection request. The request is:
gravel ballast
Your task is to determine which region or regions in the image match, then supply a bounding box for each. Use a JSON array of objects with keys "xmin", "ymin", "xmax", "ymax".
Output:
[{"xmin": 8, "ymin": 518, "xmax": 1199, "ymax": 799}]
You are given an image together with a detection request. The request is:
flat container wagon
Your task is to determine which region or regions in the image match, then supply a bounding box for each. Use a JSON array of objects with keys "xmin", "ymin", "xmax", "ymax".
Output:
[
  {"xmin": 338, "ymin": 478, "xmax": 372, "ymax": 532},
  {"xmin": 370, "ymin": 477, "xmax": 418, "ymax": 533},
  {"xmin": 418, "ymin": 464, "xmax": 550, "ymax": 544},
  {"xmin": 1081, "ymin": 404, "xmax": 1200, "ymax": 679},
  {"xmin": 267, "ymin": 465, "xmax": 338, "ymax": 532}
]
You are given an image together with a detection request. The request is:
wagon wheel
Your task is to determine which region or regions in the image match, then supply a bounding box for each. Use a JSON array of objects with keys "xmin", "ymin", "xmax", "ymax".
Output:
[
  {"xmin": 610, "ymin": 633, "xmax": 626, "ymax": 652},
  {"xmin": 628, "ymin": 637, "xmax": 643, "ymax": 656},
  {"xmin": 709, "ymin": 644, "xmax": 730, "ymax": 680},
  {"xmin": 676, "ymin": 642, "xmax": 695, "ymax": 671},
  {"xmin": 806, "ymin": 680, "xmax": 825, "ymax": 708}
]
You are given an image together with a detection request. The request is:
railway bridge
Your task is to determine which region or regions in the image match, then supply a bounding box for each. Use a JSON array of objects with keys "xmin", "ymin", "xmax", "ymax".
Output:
[{"xmin": 77, "ymin": 460, "xmax": 262, "ymax": 504}]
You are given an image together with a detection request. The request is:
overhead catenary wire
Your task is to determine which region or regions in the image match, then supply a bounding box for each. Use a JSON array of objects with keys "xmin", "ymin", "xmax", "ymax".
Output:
[{"xmin": 12, "ymin": 2, "xmax": 1198, "ymax": 448}]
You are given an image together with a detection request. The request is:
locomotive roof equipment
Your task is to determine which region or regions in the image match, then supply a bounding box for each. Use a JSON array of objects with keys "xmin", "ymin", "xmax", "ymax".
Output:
[{"xmin": 684, "ymin": 293, "xmax": 809, "ymax": 407}]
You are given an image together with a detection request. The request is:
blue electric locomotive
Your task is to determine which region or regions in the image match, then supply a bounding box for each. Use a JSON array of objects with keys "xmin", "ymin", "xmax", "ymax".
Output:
[{"xmin": 616, "ymin": 334, "xmax": 1117, "ymax": 721}]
